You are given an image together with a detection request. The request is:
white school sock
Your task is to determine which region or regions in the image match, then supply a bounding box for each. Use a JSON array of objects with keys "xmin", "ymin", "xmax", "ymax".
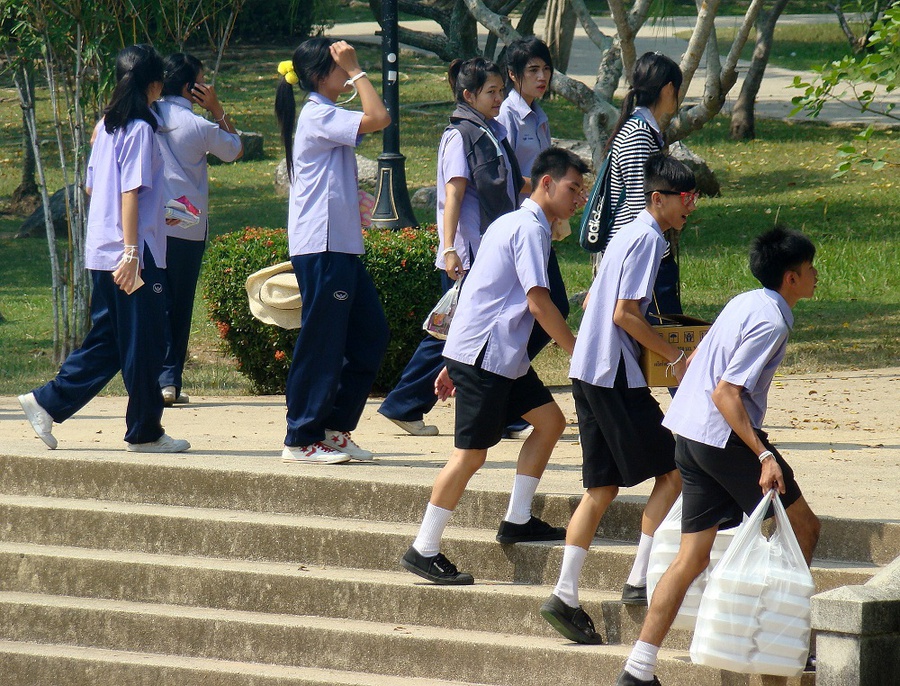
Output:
[
  {"xmin": 624, "ymin": 640, "xmax": 660, "ymax": 682},
  {"xmin": 503, "ymin": 473, "xmax": 540, "ymax": 524},
  {"xmin": 412, "ymin": 503, "xmax": 454, "ymax": 558},
  {"xmin": 625, "ymin": 533, "xmax": 654, "ymax": 587},
  {"xmin": 553, "ymin": 544, "xmax": 588, "ymax": 607}
]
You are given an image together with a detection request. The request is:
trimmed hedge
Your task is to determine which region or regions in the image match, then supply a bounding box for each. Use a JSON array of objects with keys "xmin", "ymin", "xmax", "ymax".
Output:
[{"xmin": 203, "ymin": 226, "xmax": 441, "ymax": 394}]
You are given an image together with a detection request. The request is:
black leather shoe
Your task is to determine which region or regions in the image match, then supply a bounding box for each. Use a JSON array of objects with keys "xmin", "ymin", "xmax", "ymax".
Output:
[
  {"xmin": 400, "ymin": 546, "xmax": 474, "ymax": 585},
  {"xmin": 540, "ymin": 593, "xmax": 603, "ymax": 644},
  {"xmin": 621, "ymin": 583, "xmax": 648, "ymax": 606},
  {"xmin": 496, "ymin": 515, "xmax": 566, "ymax": 544},
  {"xmin": 615, "ymin": 670, "xmax": 661, "ymax": 686}
]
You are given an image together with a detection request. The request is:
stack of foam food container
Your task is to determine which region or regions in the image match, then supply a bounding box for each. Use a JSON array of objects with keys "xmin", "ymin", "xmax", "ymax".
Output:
[
  {"xmin": 646, "ymin": 496, "xmax": 737, "ymax": 631},
  {"xmin": 690, "ymin": 494, "xmax": 814, "ymax": 677}
]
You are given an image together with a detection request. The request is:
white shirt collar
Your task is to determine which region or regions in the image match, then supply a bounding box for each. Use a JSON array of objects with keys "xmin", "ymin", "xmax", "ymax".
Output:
[
  {"xmin": 633, "ymin": 106, "xmax": 662, "ymax": 134},
  {"xmin": 521, "ymin": 197, "xmax": 551, "ymax": 234},
  {"xmin": 160, "ymin": 95, "xmax": 193, "ymax": 110},
  {"xmin": 762, "ymin": 288, "xmax": 795, "ymax": 330}
]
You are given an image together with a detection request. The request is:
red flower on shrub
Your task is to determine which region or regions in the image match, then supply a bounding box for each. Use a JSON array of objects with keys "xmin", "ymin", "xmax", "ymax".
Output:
[
  {"xmin": 216, "ymin": 321, "xmax": 230, "ymax": 338},
  {"xmin": 274, "ymin": 350, "xmax": 286, "ymax": 362}
]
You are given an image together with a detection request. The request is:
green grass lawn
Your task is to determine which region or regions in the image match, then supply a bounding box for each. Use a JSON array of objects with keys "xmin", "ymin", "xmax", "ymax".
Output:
[{"xmin": 1, "ymin": 41, "xmax": 897, "ymax": 394}]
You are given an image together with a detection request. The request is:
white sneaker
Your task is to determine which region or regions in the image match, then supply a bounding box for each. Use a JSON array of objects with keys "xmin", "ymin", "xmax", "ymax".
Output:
[
  {"xmin": 282, "ymin": 442, "xmax": 351, "ymax": 464},
  {"xmin": 323, "ymin": 429, "xmax": 374, "ymax": 461},
  {"xmin": 162, "ymin": 386, "xmax": 190, "ymax": 406},
  {"xmin": 18, "ymin": 393, "xmax": 57, "ymax": 449},
  {"xmin": 507, "ymin": 425, "xmax": 534, "ymax": 440},
  {"xmin": 127, "ymin": 433, "xmax": 191, "ymax": 453},
  {"xmin": 386, "ymin": 417, "xmax": 439, "ymax": 437}
]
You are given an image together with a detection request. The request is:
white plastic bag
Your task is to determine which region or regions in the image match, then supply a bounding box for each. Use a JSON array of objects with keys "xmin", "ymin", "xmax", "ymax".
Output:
[
  {"xmin": 646, "ymin": 495, "xmax": 737, "ymax": 631},
  {"xmin": 422, "ymin": 279, "xmax": 462, "ymax": 340},
  {"xmin": 690, "ymin": 490, "xmax": 814, "ymax": 677}
]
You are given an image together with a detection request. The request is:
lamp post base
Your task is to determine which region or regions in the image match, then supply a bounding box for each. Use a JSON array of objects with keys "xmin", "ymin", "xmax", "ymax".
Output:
[{"xmin": 370, "ymin": 152, "xmax": 419, "ymax": 230}]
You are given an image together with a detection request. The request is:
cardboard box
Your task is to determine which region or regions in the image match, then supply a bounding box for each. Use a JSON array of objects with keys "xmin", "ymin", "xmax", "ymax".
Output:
[{"xmin": 640, "ymin": 314, "xmax": 711, "ymax": 387}]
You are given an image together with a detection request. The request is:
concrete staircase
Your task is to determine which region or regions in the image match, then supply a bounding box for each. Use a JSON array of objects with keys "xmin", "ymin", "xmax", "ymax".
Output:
[{"xmin": 0, "ymin": 451, "xmax": 894, "ymax": 686}]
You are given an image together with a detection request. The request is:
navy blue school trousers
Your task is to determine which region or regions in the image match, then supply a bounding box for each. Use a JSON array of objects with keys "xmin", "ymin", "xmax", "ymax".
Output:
[
  {"xmin": 159, "ymin": 236, "xmax": 206, "ymax": 393},
  {"xmin": 378, "ymin": 248, "xmax": 569, "ymax": 423},
  {"xmin": 284, "ymin": 252, "xmax": 390, "ymax": 447},
  {"xmin": 377, "ymin": 270, "xmax": 455, "ymax": 423},
  {"xmin": 32, "ymin": 249, "xmax": 167, "ymax": 445}
]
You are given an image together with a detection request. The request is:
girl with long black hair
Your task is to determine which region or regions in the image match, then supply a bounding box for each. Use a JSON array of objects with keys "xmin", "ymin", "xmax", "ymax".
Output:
[
  {"xmin": 275, "ymin": 37, "xmax": 391, "ymax": 464},
  {"xmin": 20, "ymin": 44, "xmax": 190, "ymax": 453}
]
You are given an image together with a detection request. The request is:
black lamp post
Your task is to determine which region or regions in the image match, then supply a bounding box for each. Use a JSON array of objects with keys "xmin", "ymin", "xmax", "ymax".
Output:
[{"xmin": 370, "ymin": 0, "xmax": 418, "ymax": 230}]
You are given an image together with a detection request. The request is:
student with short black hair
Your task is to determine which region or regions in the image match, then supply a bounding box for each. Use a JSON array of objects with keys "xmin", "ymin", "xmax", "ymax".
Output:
[
  {"xmin": 541, "ymin": 153, "xmax": 696, "ymax": 644},
  {"xmin": 401, "ymin": 147, "xmax": 587, "ymax": 585},
  {"xmin": 615, "ymin": 226, "xmax": 822, "ymax": 686}
]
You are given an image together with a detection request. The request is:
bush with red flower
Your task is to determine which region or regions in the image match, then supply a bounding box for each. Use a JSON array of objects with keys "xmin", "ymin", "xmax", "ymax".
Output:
[{"xmin": 203, "ymin": 226, "xmax": 441, "ymax": 394}]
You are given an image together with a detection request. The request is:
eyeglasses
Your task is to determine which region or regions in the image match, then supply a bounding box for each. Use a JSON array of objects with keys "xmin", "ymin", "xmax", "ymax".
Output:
[{"xmin": 645, "ymin": 190, "xmax": 700, "ymax": 207}]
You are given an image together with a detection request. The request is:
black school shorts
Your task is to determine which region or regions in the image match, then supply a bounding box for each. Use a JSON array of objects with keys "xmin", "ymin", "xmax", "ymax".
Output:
[
  {"xmin": 572, "ymin": 374, "xmax": 676, "ymax": 489},
  {"xmin": 676, "ymin": 430, "xmax": 803, "ymax": 533},
  {"xmin": 446, "ymin": 359, "xmax": 553, "ymax": 450}
]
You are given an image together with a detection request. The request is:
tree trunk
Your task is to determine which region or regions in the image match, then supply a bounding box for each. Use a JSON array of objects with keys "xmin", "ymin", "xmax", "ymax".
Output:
[
  {"xmin": 12, "ymin": 67, "xmax": 38, "ymax": 205},
  {"xmin": 730, "ymin": 0, "xmax": 790, "ymax": 141},
  {"xmin": 543, "ymin": 0, "xmax": 577, "ymax": 73}
]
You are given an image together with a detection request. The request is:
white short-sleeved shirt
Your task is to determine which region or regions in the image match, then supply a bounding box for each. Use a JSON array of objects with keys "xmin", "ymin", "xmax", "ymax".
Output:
[
  {"xmin": 497, "ymin": 90, "xmax": 550, "ymax": 202},
  {"xmin": 435, "ymin": 128, "xmax": 482, "ymax": 270},
  {"xmin": 569, "ymin": 209, "xmax": 667, "ymax": 388},
  {"xmin": 156, "ymin": 96, "xmax": 243, "ymax": 241},
  {"xmin": 85, "ymin": 116, "xmax": 167, "ymax": 270},
  {"xmin": 287, "ymin": 92, "xmax": 365, "ymax": 256},
  {"xmin": 663, "ymin": 289, "xmax": 794, "ymax": 448},
  {"xmin": 443, "ymin": 198, "xmax": 551, "ymax": 379}
]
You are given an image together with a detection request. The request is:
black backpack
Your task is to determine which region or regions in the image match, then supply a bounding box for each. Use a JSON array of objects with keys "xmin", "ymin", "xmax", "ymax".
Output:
[{"xmin": 578, "ymin": 149, "xmax": 625, "ymax": 253}]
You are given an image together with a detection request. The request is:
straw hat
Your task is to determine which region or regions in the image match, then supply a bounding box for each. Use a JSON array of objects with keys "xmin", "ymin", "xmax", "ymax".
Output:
[{"xmin": 245, "ymin": 261, "xmax": 301, "ymax": 329}]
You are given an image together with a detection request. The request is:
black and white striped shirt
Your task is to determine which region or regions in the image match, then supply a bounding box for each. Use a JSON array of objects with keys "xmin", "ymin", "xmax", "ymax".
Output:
[{"xmin": 607, "ymin": 111, "xmax": 669, "ymax": 255}]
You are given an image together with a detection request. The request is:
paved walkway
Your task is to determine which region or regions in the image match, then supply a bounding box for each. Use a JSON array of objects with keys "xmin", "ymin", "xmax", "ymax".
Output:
[
  {"xmin": 330, "ymin": 13, "xmax": 900, "ymax": 126},
  {"xmin": 3, "ymin": 366, "xmax": 898, "ymax": 523}
]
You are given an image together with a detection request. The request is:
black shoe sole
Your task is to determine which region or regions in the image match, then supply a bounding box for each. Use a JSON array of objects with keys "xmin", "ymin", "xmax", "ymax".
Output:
[
  {"xmin": 620, "ymin": 596, "xmax": 648, "ymax": 606},
  {"xmin": 540, "ymin": 604, "xmax": 603, "ymax": 645},
  {"xmin": 620, "ymin": 585, "xmax": 648, "ymax": 606},
  {"xmin": 400, "ymin": 557, "xmax": 475, "ymax": 585},
  {"xmin": 496, "ymin": 529, "xmax": 567, "ymax": 544}
]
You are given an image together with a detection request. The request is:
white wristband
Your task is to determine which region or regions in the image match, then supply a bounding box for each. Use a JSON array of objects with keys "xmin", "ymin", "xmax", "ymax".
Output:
[
  {"xmin": 442, "ymin": 247, "xmax": 457, "ymax": 256},
  {"xmin": 758, "ymin": 450, "xmax": 774, "ymax": 464},
  {"xmin": 665, "ymin": 349, "xmax": 686, "ymax": 377},
  {"xmin": 347, "ymin": 71, "xmax": 367, "ymax": 85}
]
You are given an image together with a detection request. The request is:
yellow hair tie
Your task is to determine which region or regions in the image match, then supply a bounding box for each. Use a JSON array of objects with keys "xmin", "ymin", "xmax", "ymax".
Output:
[{"xmin": 277, "ymin": 60, "xmax": 299, "ymax": 85}]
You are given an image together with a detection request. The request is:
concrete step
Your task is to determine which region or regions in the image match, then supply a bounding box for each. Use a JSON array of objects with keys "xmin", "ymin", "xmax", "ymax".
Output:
[
  {"xmin": 0, "ymin": 495, "xmax": 876, "ymax": 594},
  {"xmin": 0, "ymin": 592, "xmax": 813, "ymax": 686},
  {"xmin": 0, "ymin": 640, "xmax": 495, "ymax": 686},
  {"xmin": 2, "ymin": 452, "xmax": 896, "ymax": 564},
  {"xmin": 0, "ymin": 541, "xmax": 617, "ymax": 643}
]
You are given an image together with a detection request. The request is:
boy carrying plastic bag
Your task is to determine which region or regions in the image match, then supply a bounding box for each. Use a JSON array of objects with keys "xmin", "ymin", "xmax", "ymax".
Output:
[
  {"xmin": 690, "ymin": 489, "xmax": 815, "ymax": 676},
  {"xmin": 615, "ymin": 227, "xmax": 822, "ymax": 686}
]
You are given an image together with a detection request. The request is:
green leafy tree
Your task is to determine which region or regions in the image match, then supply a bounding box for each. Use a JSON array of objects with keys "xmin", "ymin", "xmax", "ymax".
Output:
[{"xmin": 792, "ymin": 4, "xmax": 899, "ymax": 176}]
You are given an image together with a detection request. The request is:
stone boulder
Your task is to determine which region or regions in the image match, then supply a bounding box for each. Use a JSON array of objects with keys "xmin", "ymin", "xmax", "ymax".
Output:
[
  {"xmin": 411, "ymin": 186, "xmax": 437, "ymax": 210},
  {"xmin": 16, "ymin": 185, "xmax": 88, "ymax": 239},
  {"xmin": 275, "ymin": 154, "xmax": 377, "ymax": 196},
  {"xmin": 208, "ymin": 130, "xmax": 263, "ymax": 165},
  {"xmin": 551, "ymin": 138, "xmax": 594, "ymax": 171},
  {"xmin": 669, "ymin": 141, "xmax": 721, "ymax": 198}
]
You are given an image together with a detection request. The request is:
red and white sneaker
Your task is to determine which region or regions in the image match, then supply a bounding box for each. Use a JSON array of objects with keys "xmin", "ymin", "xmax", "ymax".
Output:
[
  {"xmin": 282, "ymin": 442, "xmax": 350, "ymax": 464},
  {"xmin": 323, "ymin": 430, "xmax": 374, "ymax": 461}
]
